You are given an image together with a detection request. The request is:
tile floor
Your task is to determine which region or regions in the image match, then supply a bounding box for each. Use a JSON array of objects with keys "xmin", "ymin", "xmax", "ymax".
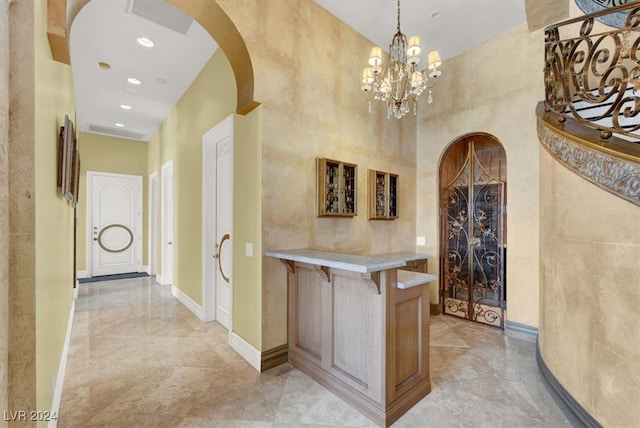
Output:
[{"xmin": 59, "ymin": 276, "xmax": 571, "ymax": 427}]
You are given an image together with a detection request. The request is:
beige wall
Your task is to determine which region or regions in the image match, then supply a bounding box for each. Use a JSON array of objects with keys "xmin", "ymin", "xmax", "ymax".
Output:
[
  {"xmin": 216, "ymin": 0, "xmax": 418, "ymax": 350},
  {"xmin": 0, "ymin": 0, "xmax": 9, "ymax": 423},
  {"xmin": 75, "ymin": 132, "xmax": 148, "ymax": 273},
  {"xmin": 232, "ymin": 109, "xmax": 262, "ymax": 347},
  {"xmin": 416, "ymin": 24, "xmax": 544, "ymax": 327},
  {"xmin": 34, "ymin": 0, "xmax": 76, "ymax": 420},
  {"xmin": 537, "ymin": 5, "xmax": 640, "ymax": 426},
  {"xmin": 539, "ymin": 147, "xmax": 640, "ymax": 426}
]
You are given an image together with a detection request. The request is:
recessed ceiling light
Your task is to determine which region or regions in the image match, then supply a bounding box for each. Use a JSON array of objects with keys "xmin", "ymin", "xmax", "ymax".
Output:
[
  {"xmin": 156, "ymin": 77, "xmax": 167, "ymax": 84},
  {"xmin": 115, "ymin": 123, "xmax": 125, "ymax": 128},
  {"xmin": 137, "ymin": 37, "xmax": 154, "ymax": 48},
  {"xmin": 120, "ymin": 104, "xmax": 132, "ymax": 110},
  {"xmin": 98, "ymin": 61, "xmax": 111, "ymax": 70},
  {"xmin": 127, "ymin": 77, "xmax": 142, "ymax": 85}
]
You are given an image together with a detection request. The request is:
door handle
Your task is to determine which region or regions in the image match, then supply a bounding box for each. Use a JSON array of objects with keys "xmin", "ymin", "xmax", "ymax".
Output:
[
  {"xmin": 213, "ymin": 233, "xmax": 230, "ymax": 283},
  {"xmin": 168, "ymin": 241, "xmax": 172, "ymax": 245}
]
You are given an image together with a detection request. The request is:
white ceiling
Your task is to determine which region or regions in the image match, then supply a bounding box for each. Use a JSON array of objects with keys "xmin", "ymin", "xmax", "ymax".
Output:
[
  {"xmin": 69, "ymin": 0, "xmax": 527, "ymax": 142},
  {"xmin": 69, "ymin": 0, "xmax": 217, "ymax": 142},
  {"xmin": 316, "ymin": 0, "xmax": 527, "ymax": 61}
]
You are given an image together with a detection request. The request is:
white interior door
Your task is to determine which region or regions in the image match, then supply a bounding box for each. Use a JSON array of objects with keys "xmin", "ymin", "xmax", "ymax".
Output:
[
  {"xmin": 149, "ymin": 172, "xmax": 158, "ymax": 276},
  {"xmin": 202, "ymin": 116, "xmax": 233, "ymax": 329},
  {"xmin": 215, "ymin": 135, "xmax": 233, "ymax": 329},
  {"xmin": 88, "ymin": 171, "xmax": 142, "ymax": 277},
  {"xmin": 161, "ymin": 161, "xmax": 174, "ymax": 286}
]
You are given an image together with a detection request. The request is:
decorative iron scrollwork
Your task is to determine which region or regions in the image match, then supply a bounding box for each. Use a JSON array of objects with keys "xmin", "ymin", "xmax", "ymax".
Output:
[
  {"xmin": 544, "ymin": 3, "xmax": 640, "ymax": 142},
  {"xmin": 440, "ymin": 140, "xmax": 505, "ymax": 328}
]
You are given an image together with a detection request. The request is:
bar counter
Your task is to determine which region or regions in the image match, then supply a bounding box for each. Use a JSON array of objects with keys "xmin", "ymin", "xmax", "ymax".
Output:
[{"xmin": 266, "ymin": 249, "xmax": 435, "ymax": 427}]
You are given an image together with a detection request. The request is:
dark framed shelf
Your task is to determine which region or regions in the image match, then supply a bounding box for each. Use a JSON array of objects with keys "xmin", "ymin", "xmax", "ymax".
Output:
[
  {"xmin": 368, "ymin": 169, "xmax": 398, "ymax": 220},
  {"xmin": 317, "ymin": 158, "xmax": 357, "ymax": 217}
]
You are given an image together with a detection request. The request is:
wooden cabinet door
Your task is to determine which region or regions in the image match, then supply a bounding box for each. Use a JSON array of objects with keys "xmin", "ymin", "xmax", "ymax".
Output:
[{"xmin": 386, "ymin": 279, "xmax": 431, "ymax": 405}]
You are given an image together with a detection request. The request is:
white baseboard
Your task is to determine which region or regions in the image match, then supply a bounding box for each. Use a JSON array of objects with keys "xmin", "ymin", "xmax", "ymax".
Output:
[
  {"xmin": 76, "ymin": 270, "xmax": 88, "ymax": 279},
  {"xmin": 141, "ymin": 265, "xmax": 150, "ymax": 274},
  {"xmin": 48, "ymin": 300, "xmax": 75, "ymax": 428},
  {"xmin": 229, "ymin": 332, "xmax": 261, "ymax": 372},
  {"xmin": 171, "ymin": 285, "xmax": 204, "ymax": 321},
  {"xmin": 73, "ymin": 281, "xmax": 79, "ymax": 300},
  {"xmin": 156, "ymin": 274, "xmax": 167, "ymax": 285}
]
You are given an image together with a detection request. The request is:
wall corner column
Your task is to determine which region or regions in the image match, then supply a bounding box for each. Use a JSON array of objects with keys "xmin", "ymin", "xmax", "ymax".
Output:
[{"xmin": 7, "ymin": 0, "xmax": 37, "ymax": 422}]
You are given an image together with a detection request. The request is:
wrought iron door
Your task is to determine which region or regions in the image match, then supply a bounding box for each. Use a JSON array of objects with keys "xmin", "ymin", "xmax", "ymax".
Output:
[{"xmin": 441, "ymin": 140, "xmax": 505, "ymax": 328}]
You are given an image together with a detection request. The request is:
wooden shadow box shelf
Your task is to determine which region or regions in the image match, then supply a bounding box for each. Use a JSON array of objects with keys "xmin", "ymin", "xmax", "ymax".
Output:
[{"xmin": 317, "ymin": 158, "xmax": 357, "ymax": 217}]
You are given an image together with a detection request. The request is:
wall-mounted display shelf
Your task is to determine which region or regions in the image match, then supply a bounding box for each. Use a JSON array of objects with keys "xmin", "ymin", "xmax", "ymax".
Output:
[
  {"xmin": 317, "ymin": 158, "xmax": 357, "ymax": 217},
  {"xmin": 369, "ymin": 169, "xmax": 398, "ymax": 220}
]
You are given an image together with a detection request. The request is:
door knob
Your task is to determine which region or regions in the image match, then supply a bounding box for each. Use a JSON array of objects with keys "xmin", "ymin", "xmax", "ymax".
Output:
[{"xmin": 168, "ymin": 241, "xmax": 172, "ymax": 245}]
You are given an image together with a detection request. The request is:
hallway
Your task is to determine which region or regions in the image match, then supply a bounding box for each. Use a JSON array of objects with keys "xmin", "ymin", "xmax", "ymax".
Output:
[{"xmin": 59, "ymin": 277, "xmax": 570, "ymax": 427}]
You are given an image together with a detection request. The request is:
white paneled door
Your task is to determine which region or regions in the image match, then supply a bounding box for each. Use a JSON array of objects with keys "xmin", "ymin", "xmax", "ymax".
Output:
[{"xmin": 88, "ymin": 171, "xmax": 142, "ymax": 277}]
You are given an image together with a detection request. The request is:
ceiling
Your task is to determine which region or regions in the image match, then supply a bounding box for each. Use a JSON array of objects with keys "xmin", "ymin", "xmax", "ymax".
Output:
[{"xmin": 69, "ymin": 0, "xmax": 527, "ymax": 142}]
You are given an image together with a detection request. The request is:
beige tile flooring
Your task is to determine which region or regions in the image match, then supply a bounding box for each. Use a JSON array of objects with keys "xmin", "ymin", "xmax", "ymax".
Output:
[{"xmin": 59, "ymin": 276, "xmax": 570, "ymax": 427}]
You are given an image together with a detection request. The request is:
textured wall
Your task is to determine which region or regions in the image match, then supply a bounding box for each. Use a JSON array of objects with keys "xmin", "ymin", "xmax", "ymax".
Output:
[
  {"xmin": 539, "ymin": 146, "xmax": 640, "ymax": 426},
  {"xmin": 0, "ymin": 0, "xmax": 9, "ymax": 424},
  {"xmin": 216, "ymin": 0, "xmax": 418, "ymax": 350},
  {"xmin": 75, "ymin": 132, "xmax": 148, "ymax": 272},
  {"xmin": 8, "ymin": 0, "xmax": 37, "ymax": 422},
  {"xmin": 416, "ymin": 24, "xmax": 545, "ymax": 327}
]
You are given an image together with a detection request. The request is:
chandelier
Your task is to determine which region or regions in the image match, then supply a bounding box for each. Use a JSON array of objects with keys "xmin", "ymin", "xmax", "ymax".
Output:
[{"xmin": 360, "ymin": 0, "xmax": 442, "ymax": 119}]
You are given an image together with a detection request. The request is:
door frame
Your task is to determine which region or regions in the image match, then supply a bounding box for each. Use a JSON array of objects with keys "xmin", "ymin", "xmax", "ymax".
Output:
[
  {"xmin": 202, "ymin": 114, "xmax": 234, "ymax": 326},
  {"xmin": 86, "ymin": 171, "xmax": 143, "ymax": 277},
  {"xmin": 160, "ymin": 160, "xmax": 174, "ymax": 286},
  {"xmin": 149, "ymin": 172, "xmax": 158, "ymax": 276}
]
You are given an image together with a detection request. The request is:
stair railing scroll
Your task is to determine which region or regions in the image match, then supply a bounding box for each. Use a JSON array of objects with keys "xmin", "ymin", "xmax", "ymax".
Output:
[{"xmin": 544, "ymin": 3, "xmax": 640, "ymax": 142}]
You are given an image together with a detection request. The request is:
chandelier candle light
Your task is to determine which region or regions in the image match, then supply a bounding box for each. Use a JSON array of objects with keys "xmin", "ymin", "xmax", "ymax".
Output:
[{"xmin": 361, "ymin": 0, "xmax": 442, "ymax": 119}]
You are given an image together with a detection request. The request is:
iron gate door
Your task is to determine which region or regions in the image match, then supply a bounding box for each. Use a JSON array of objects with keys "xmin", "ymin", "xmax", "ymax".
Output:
[{"xmin": 440, "ymin": 140, "xmax": 505, "ymax": 328}]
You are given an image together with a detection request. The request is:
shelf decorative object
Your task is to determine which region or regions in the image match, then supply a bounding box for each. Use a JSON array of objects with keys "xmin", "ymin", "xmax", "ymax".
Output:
[
  {"xmin": 317, "ymin": 158, "xmax": 357, "ymax": 217},
  {"xmin": 368, "ymin": 169, "xmax": 398, "ymax": 220}
]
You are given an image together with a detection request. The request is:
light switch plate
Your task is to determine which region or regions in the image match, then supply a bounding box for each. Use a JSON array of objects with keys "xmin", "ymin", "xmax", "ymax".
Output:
[
  {"xmin": 245, "ymin": 243, "xmax": 253, "ymax": 257},
  {"xmin": 416, "ymin": 236, "xmax": 426, "ymax": 246}
]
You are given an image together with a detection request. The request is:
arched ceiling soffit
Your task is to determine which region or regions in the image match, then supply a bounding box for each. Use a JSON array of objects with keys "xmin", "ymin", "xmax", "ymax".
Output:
[{"xmin": 46, "ymin": 0, "xmax": 259, "ymax": 115}]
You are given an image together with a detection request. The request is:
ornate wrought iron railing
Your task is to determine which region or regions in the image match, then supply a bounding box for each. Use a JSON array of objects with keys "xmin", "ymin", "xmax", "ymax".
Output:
[{"xmin": 544, "ymin": 2, "xmax": 640, "ymax": 143}]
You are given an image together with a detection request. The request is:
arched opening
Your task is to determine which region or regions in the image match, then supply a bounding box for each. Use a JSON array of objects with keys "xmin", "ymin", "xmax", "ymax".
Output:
[
  {"xmin": 46, "ymin": 0, "xmax": 258, "ymax": 115},
  {"xmin": 439, "ymin": 132, "xmax": 507, "ymax": 328}
]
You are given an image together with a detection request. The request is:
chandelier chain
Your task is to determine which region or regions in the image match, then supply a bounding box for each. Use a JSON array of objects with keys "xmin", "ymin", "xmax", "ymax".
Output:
[{"xmin": 397, "ymin": 0, "xmax": 401, "ymax": 32}]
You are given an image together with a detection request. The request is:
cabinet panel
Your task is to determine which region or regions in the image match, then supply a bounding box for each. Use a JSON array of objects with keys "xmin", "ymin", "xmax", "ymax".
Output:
[
  {"xmin": 386, "ymin": 282, "xmax": 430, "ymax": 404},
  {"xmin": 317, "ymin": 158, "xmax": 357, "ymax": 217},
  {"xmin": 368, "ymin": 170, "xmax": 399, "ymax": 220}
]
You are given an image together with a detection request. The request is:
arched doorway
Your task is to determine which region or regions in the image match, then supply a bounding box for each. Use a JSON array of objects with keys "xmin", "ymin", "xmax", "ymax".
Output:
[
  {"xmin": 46, "ymin": 0, "xmax": 258, "ymax": 116},
  {"xmin": 439, "ymin": 133, "xmax": 507, "ymax": 328}
]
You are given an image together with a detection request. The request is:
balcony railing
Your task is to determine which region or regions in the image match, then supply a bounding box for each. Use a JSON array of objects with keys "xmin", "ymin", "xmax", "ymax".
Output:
[{"xmin": 544, "ymin": 3, "xmax": 640, "ymax": 144}]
